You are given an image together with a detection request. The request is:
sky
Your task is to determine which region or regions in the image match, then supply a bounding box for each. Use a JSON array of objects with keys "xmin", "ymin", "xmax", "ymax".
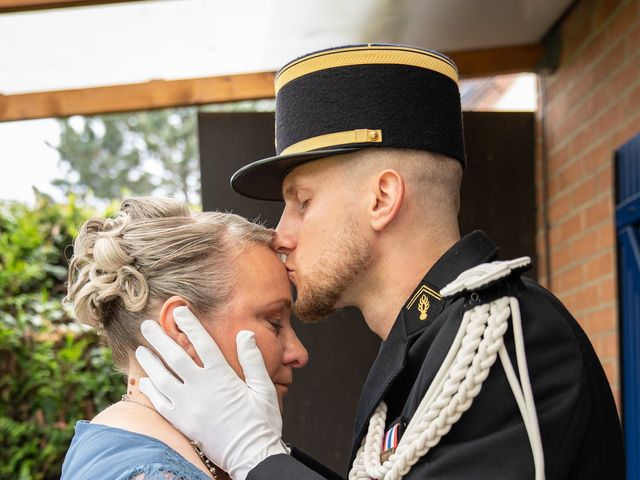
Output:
[{"xmin": 0, "ymin": 118, "xmax": 62, "ymax": 203}]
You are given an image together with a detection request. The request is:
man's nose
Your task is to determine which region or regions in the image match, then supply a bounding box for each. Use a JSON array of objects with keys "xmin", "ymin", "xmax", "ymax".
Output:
[{"xmin": 274, "ymin": 216, "xmax": 297, "ymax": 255}]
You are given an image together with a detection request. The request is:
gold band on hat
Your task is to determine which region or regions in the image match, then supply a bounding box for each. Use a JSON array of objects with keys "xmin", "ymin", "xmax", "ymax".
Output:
[
  {"xmin": 275, "ymin": 45, "xmax": 459, "ymax": 94},
  {"xmin": 280, "ymin": 129, "xmax": 382, "ymax": 155}
]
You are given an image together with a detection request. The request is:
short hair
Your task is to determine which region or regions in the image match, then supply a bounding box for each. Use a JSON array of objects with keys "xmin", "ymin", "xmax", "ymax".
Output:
[
  {"xmin": 66, "ymin": 197, "xmax": 273, "ymax": 372},
  {"xmin": 340, "ymin": 148, "xmax": 463, "ymax": 225}
]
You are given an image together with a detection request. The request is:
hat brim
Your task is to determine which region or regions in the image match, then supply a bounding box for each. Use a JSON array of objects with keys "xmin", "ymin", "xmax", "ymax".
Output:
[{"xmin": 230, "ymin": 147, "xmax": 361, "ymax": 201}]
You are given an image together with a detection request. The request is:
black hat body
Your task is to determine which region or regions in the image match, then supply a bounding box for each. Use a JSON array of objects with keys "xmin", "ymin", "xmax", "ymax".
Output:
[{"xmin": 231, "ymin": 44, "xmax": 465, "ymax": 201}]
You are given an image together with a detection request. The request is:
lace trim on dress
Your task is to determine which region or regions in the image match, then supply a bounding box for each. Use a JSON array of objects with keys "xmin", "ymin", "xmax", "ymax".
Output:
[{"xmin": 119, "ymin": 448, "xmax": 212, "ymax": 480}]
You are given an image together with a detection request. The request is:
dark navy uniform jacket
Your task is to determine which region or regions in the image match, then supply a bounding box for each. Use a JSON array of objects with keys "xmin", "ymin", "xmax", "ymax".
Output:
[{"xmin": 248, "ymin": 231, "xmax": 624, "ymax": 480}]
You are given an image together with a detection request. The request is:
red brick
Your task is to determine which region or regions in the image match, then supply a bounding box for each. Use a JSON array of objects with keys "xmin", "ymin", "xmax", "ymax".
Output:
[
  {"xmin": 595, "ymin": 164, "xmax": 614, "ymax": 192},
  {"xmin": 601, "ymin": 332, "xmax": 620, "ymax": 357},
  {"xmin": 594, "ymin": 219, "xmax": 616, "ymax": 249},
  {"xmin": 594, "ymin": 0, "xmax": 622, "ymax": 25},
  {"xmin": 575, "ymin": 283, "xmax": 600, "ymax": 311},
  {"xmin": 601, "ymin": 359, "xmax": 619, "ymax": 386},
  {"xmin": 548, "ymin": 145, "xmax": 569, "ymax": 172},
  {"xmin": 554, "ymin": 264, "xmax": 585, "ymax": 291},
  {"xmin": 597, "ymin": 277, "xmax": 617, "ymax": 303},
  {"xmin": 625, "ymin": 83, "xmax": 640, "ymax": 119},
  {"xmin": 563, "ymin": 0, "xmax": 597, "ymax": 60},
  {"xmin": 584, "ymin": 251, "xmax": 615, "ymax": 281},
  {"xmin": 568, "ymin": 123, "xmax": 599, "ymax": 158},
  {"xmin": 583, "ymin": 141, "xmax": 614, "ymax": 171},
  {"xmin": 571, "ymin": 176, "xmax": 599, "ymax": 207},
  {"xmin": 597, "ymin": 101, "xmax": 626, "ymax": 138},
  {"xmin": 573, "ymin": 233, "xmax": 601, "ymax": 257},
  {"xmin": 567, "ymin": 70, "xmax": 597, "ymax": 108},
  {"xmin": 560, "ymin": 212, "xmax": 585, "ymax": 242},
  {"xmin": 566, "ymin": 293, "xmax": 582, "ymax": 316},
  {"xmin": 558, "ymin": 158, "xmax": 584, "ymax": 191},
  {"xmin": 550, "ymin": 243, "xmax": 574, "ymax": 271},
  {"xmin": 585, "ymin": 195, "xmax": 613, "ymax": 225},
  {"xmin": 549, "ymin": 193, "xmax": 572, "ymax": 223},
  {"xmin": 626, "ymin": 21, "xmax": 640, "ymax": 57},
  {"xmin": 582, "ymin": 22, "xmax": 612, "ymax": 64},
  {"xmin": 605, "ymin": 57, "xmax": 640, "ymax": 106},
  {"xmin": 612, "ymin": 111, "xmax": 640, "ymax": 147},
  {"xmin": 606, "ymin": 0, "xmax": 639, "ymax": 44},
  {"xmin": 592, "ymin": 38, "xmax": 626, "ymax": 85},
  {"xmin": 585, "ymin": 304, "xmax": 617, "ymax": 331},
  {"xmin": 554, "ymin": 98, "xmax": 596, "ymax": 145}
]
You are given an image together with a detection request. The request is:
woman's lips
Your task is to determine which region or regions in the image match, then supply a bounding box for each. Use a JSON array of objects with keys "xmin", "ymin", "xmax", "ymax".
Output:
[
  {"xmin": 275, "ymin": 383, "xmax": 290, "ymax": 395},
  {"xmin": 286, "ymin": 269, "xmax": 296, "ymax": 283}
]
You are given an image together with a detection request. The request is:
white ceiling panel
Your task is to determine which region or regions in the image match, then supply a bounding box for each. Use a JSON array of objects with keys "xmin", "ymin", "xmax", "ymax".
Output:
[{"xmin": 0, "ymin": 0, "xmax": 572, "ymax": 95}]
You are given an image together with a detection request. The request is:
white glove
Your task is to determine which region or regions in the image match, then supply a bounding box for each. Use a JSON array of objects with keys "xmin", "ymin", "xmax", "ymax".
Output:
[{"xmin": 135, "ymin": 306, "xmax": 288, "ymax": 480}]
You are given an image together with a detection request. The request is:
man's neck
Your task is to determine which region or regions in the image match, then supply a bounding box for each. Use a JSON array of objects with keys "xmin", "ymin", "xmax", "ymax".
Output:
[{"xmin": 353, "ymin": 234, "xmax": 458, "ymax": 340}]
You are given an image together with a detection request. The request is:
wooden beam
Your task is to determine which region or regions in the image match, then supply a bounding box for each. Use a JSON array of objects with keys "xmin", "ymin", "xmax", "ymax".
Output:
[
  {"xmin": 0, "ymin": 0, "xmax": 145, "ymax": 14},
  {"xmin": 447, "ymin": 43, "xmax": 544, "ymax": 79},
  {"xmin": 0, "ymin": 72, "xmax": 276, "ymax": 122}
]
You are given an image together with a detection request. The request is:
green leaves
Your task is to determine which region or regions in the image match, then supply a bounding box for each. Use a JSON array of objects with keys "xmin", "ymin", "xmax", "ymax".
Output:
[{"xmin": 0, "ymin": 196, "xmax": 123, "ymax": 479}]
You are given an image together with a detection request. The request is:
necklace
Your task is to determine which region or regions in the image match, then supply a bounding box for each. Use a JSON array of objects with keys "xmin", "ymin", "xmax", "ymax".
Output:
[
  {"xmin": 121, "ymin": 394, "xmax": 156, "ymax": 412},
  {"xmin": 121, "ymin": 394, "xmax": 220, "ymax": 479}
]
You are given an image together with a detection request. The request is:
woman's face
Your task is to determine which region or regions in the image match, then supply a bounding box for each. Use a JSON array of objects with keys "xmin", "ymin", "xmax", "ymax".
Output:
[{"xmin": 203, "ymin": 245, "xmax": 308, "ymax": 409}]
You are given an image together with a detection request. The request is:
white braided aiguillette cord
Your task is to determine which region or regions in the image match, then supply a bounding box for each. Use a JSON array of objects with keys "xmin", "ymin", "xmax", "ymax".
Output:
[
  {"xmin": 386, "ymin": 299, "xmax": 510, "ymax": 480},
  {"xmin": 349, "ymin": 297, "xmax": 511, "ymax": 480}
]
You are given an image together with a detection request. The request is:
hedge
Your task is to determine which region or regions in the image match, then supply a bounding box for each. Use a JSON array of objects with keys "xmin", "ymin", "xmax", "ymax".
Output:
[{"xmin": 0, "ymin": 194, "xmax": 123, "ymax": 480}]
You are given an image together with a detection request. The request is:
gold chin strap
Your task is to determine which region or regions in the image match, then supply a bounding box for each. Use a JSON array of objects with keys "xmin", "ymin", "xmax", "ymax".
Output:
[{"xmin": 280, "ymin": 129, "xmax": 382, "ymax": 155}]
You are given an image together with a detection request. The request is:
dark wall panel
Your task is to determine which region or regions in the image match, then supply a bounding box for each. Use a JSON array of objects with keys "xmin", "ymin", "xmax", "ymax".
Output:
[{"xmin": 460, "ymin": 111, "xmax": 537, "ymax": 278}]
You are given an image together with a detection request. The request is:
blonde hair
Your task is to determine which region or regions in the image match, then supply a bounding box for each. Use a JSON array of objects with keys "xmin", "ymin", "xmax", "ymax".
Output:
[{"xmin": 66, "ymin": 197, "xmax": 273, "ymax": 371}]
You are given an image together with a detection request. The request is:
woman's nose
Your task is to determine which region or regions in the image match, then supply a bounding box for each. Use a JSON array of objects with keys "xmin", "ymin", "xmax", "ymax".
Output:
[{"xmin": 284, "ymin": 330, "xmax": 309, "ymax": 369}]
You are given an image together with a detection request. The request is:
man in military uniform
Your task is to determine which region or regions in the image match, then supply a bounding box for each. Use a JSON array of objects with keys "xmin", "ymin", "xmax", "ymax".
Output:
[{"xmin": 137, "ymin": 44, "xmax": 624, "ymax": 479}]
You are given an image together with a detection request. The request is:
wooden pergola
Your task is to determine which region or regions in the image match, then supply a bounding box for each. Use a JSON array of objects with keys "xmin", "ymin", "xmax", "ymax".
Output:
[{"xmin": 0, "ymin": 0, "xmax": 547, "ymax": 122}]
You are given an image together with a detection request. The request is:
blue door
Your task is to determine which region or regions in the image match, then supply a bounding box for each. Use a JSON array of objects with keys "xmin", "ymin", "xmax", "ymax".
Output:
[{"xmin": 616, "ymin": 133, "xmax": 640, "ymax": 478}]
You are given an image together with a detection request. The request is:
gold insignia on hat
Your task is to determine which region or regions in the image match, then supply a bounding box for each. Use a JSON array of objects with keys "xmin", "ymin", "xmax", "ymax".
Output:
[{"xmin": 406, "ymin": 284, "xmax": 442, "ymax": 321}]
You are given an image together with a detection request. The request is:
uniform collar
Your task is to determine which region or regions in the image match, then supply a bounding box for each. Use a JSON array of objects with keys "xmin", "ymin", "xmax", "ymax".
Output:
[{"xmin": 351, "ymin": 230, "xmax": 499, "ymax": 458}]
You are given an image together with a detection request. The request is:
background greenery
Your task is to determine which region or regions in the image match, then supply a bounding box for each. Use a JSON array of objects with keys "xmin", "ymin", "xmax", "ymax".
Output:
[{"xmin": 0, "ymin": 193, "xmax": 124, "ymax": 480}]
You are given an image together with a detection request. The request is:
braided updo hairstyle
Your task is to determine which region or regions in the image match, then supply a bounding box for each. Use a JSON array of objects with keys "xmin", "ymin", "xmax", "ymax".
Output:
[{"xmin": 66, "ymin": 197, "xmax": 274, "ymax": 372}]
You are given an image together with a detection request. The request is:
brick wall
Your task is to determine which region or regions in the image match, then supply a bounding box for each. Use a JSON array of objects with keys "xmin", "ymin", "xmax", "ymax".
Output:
[{"xmin": 537, "ymin": 0, "xmax": 639, "ymax": 406}]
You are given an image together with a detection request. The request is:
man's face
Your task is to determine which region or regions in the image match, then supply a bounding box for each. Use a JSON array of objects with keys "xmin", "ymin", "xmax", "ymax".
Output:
[{"xmin": 274, "ymin": 157, "xmax": 372, "ymax": 323}]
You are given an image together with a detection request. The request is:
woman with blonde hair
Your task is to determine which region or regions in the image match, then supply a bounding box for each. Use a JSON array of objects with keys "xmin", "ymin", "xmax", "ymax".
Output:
[{"xmin": 61, "ymin": 197, "xmax": 308, "ymax": 480}]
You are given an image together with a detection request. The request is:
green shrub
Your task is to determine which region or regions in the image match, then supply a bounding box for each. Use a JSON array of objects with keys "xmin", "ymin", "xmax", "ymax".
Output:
[{"xmin": 0, "ymin": 194, "xmax": 123, "ymax": 480}]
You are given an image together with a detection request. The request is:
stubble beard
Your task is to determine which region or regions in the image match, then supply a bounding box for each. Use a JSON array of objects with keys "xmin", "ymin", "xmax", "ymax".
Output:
[{"xmin": 293, "ymin": 223, "xmax": 372, "ymax": 323}]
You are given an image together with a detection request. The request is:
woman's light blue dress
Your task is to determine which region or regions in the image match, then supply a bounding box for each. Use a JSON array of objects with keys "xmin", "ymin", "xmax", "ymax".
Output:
[{"xmin": 61, "ymin": 421, "xmax": 211, "ymax": 480}]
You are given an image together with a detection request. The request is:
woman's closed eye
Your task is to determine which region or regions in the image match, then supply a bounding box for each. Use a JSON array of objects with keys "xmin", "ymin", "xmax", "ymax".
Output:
[{"xmin": 265, "ymin": 316, "xmax": 284, "ymax": 333}]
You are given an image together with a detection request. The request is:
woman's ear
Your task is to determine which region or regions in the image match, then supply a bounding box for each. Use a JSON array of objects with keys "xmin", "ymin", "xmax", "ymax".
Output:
[
  {"xmin": 368, "ymin": 169, "xmax": 405, "ymax": 232},
  {"xmin": 158, "ymin": 296, "xmax": 204, "ymax": 367}
]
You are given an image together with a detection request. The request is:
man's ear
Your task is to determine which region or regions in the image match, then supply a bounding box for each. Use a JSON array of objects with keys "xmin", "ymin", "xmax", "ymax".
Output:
[
  {"xmin": 368, "ymin": 169, "xmax": 405, "ymax": 232},
  {"xmin": 158, "ymin": 296, "xmax": 204, "ymax": 367}
]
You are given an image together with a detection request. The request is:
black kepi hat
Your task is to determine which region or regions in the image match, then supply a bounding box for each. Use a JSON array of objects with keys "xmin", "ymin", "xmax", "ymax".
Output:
[{"xmin": 231, "ymin": 43, "xmax": 465, "ymax": 201}]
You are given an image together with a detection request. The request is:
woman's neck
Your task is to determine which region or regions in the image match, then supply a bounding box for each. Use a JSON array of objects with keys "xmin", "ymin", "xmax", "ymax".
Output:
[{"xmin": 90, "ymin": 373, "xmax": 220, "ymax": 479}]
